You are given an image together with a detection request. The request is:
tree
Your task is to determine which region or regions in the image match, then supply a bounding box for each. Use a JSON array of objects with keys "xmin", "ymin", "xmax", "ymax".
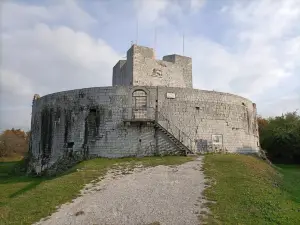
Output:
[
  {"xmin": 259, "ymin": 111, "xmax": 300, "ymax": 164},
  {"xmin": 0, "ymin": 129, "xmax": 29, "ymax": 158}
]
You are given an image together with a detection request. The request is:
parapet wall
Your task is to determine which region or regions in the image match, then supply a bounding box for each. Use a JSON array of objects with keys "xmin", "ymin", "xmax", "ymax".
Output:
[
  {"xmin": 113, "ymin": 45, "xmax": 192, "ymax": 88},
  {"xmin": 30, "ymin": 86, "xmax": 259, "ymax": 173},
  {"xmin": 155, "ymin": 87, "xmax": 259, "ymax": 153}
]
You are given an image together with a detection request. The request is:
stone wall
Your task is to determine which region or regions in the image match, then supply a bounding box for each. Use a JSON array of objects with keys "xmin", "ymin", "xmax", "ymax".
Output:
[
  {"xmin": 155, "ymin": 87, "xmax": 260, "ymax": 154},
  {"xmin": 121, "ymin": 86, "xmax": 259, "ymax": 154},
  {"xmin": 29, "ymin": 86, "xmax": 179, "ymax": 173},
  {"xmin": 112, "ymin": 45, "xmax": 192, "ymax": 88},
  {"xmin": 112, "ymin": 60, "xmax": 126, "ymax": 86},
  {"xmin": 30, "ymin": 86, "xmax": 259, "ymax": 173}
]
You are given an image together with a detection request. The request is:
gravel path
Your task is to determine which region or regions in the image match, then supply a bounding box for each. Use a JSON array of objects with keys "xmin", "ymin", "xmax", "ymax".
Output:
[{"xmin": 35, "ymin": 157, "xmax": 206, "ymax": 225}]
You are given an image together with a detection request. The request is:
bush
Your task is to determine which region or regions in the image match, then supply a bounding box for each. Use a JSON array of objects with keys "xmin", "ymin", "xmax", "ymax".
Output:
[
  {"xmin": 258, "ymin": 111, "xmax": 300, "ymax": 164},
  {"xmin": 0, "ymin": 129, "xmax": 29, "ymax": 158}
]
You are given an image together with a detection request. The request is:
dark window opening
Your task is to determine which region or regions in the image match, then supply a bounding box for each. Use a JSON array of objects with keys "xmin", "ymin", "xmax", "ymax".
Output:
[
  {"xmin": 196, "ymin": 107, "xmax": 200, "ymax": 110},
  {"xmin": 107, "ymin": 110, "xmax": 113, "ymax": 120},
  {"xmin": 79, "ymin": 92, "xmax": 85, "ymax": 98},
  {"xmin": 90, "ymin": 108, "xmax": 97, "ymax": 113},
  {"xmin": 139, "ymin": 139, "xmax": 142, "ymax": 142},
  {"xmin": 242, "ymin": 102, "xmax": 246, "ymax": 106},
  {"xmin": 67, "ymin": 142, "xmax": 74, "ymax": 148}
]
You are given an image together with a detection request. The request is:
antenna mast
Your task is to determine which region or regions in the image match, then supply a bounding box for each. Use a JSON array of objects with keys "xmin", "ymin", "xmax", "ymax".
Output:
[
  {"xmin": 136, "ymin": 18, "xmax": 139, "ymax": 45},
  {"xmin": 154, "ymin": 27, "xmax": 157, "ymax": 54},
  {"xmin": 182, "ymin": 33, "xmax": 185, "ymax": 56}
]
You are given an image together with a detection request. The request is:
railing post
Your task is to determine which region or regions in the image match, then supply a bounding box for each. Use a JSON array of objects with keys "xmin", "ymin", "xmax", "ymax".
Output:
[
  {"xmin": 155, "ymin": 87, "xmax": 158, "ymax": 123},
  {"xmin": 155, "ymin": 87, "xmax": 159, "ymax": 155}
]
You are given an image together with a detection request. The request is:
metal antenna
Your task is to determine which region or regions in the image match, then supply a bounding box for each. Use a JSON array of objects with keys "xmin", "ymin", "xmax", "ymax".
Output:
[
  {"xmin": 154, "ymin": 27, "xmax": 157, "ymax": 56},
  {"xmin": 136, "ymin": 18, "xmax": 139, "ymax": 45},
  {"xmin": 182, "ymin": 33, "xmax": 185, "ymax": 56}
]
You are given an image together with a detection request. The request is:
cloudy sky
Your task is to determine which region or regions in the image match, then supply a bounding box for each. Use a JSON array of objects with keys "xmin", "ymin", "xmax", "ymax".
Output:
[{"xmin": 1, "ymin": 0, "xmax": 300, "ymax": 131}]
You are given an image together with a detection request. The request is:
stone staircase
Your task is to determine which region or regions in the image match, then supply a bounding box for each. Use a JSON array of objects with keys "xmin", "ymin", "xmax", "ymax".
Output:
[
  {"xmin": 123, "ymin": 107, "xmax": 195, "ymax": 156},
  {"xmin": 154, "ymin": 121, "xmax": 194, "ymax": 155}
]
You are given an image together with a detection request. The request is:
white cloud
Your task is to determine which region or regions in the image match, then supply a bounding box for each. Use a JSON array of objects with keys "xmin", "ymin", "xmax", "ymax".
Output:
[
  {"xmin": 260, "ymin": 94, "xmax": 300, "ymax": 117},
  {"xmin": 230, "ymin": 0, "xmax": 300, "ymax": 41},
  {"xmin": 134, "ymin": 0, "xmax": 169, "ymax": 25},
  {"xmin": 0, "ymin": 1, "xmax": 121, "ymax": 131},
  {"xmin": 134, "ymin": 0, "xmax": 300, "ymax": 116},
  {"xmin": 134, "ymin": 0, "xmax": 205, "ymax": 27},
  {"xmin": 1, "ymin": 0, "xmax": 97, "ymax": 30},
  {"xmin": 1, "ymin": 2, "xmax": 52, "ymax": 29},
  {"xmin": 1, "ymin": 0, "xmax": 300, "ymax": 131},
  {"xmin": 0, "ymin": 107, "xmax": 32, "ymax": 132},
  {"xmin": 225, "ymin": 0, "xmax": 300, "ymax": 108},
  {"xmin": 0, "ymin": 70, "xmax": 34, "ymax": 97},
  {"xmin": 1, "ymin": 24, "xmax": 120, "ymax": 94},
  {"xmin": 190, "ymin": 0, "xmax": 205, "ymax": 13}
]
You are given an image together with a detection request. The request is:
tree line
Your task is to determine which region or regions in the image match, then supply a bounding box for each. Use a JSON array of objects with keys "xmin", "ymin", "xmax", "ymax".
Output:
[
  {"xmin": 258, "ymin": 111, "xmax": 300, "ymax": 164},
  {"xmin": 1, "ymin": 111, "xmax": 299, "ymax": 164}
]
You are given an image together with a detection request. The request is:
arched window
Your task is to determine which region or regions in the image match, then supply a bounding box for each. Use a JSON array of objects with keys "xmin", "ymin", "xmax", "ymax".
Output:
[
  {"xmin": 132, "ymin": 90, "xmax": 147, "ymax": 109},
  {"xmin": 132, "ymin": 90, "xmax": 147, "ymax": 119}
]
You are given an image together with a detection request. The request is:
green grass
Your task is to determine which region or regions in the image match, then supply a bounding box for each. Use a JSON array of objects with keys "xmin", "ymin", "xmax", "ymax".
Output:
[
  {"xmin": 276, "ymin": 164, "xmax": 300, "ymax": 204},
  {"xmin": 0, "ymin": 155, "xmax": 24, "ymax": 163},
  {"xmin": 202, "ymin": 154, "xmax": 300, "ymax": 225},
  {"xmin": 0, "ymin": 156, "xmax": 192, "ymax": 225}
]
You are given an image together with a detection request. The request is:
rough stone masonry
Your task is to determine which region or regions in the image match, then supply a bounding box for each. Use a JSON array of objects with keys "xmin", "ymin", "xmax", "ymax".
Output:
[{"xmin": 28, "ymin": 44, "xmax": 260, "ymax": 174}]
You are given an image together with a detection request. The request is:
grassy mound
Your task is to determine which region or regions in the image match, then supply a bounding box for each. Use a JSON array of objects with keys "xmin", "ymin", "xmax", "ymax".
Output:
[
  {"xmin": 0, "ymin": 156, "xmax": 192, "ymax": 225},
  {"xmin": 202, "ymin": 154, "xmax": 300, "ymax": 225}
]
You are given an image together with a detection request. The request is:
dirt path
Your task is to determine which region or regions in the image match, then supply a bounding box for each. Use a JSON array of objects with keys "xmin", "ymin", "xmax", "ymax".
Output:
[{"xmin": 35, "ymin": 157, "xmax": 206, "ymax": 225}]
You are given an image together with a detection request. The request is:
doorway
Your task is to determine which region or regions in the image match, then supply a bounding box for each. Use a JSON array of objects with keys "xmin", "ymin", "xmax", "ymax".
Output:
[{"xmin": 132, "ymin": 90, "xmax": 147, "ymax": 119}]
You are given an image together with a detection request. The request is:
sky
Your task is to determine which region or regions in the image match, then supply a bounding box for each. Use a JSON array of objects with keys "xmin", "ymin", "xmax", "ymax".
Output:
[{"xmin": 1, "ymin": 0, "xmax": 300, "ymax": 131}]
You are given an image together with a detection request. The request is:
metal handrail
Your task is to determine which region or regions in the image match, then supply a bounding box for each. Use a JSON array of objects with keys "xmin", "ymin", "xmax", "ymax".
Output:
[
  {"xmin": 155, "ymin": 109, "xmax": 195, "ymax": 153},
  {"xmin": 122, "ymin": 106, "xmax": 195, "ymax": 153}
]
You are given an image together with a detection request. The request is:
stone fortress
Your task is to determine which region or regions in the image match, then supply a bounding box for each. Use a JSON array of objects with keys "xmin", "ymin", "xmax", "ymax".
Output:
[{"xmin": 29, "ymin": 44, "xmax": 259, "ymax": 174}]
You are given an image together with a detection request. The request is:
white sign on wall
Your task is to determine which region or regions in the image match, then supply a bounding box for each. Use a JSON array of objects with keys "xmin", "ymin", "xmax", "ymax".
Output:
[
  {"xmin": 166, "ymin": 93, "xmax": 176, "ymax": 99},
  {"xmin": 212, "ymin": 134, "xmax": 223, "ymax": 145}
]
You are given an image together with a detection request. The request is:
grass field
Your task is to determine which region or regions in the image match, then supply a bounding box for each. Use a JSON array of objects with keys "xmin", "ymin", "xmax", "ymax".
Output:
[
  {"xmin": 1, "ymin": 154, "xmax": 299, "ymax": 225},
  {"xmin": 0, "ymin": 155, "xmax": 24, "ymax": 163},
  {"xmin": 202, "ymin": 154, "xmax": 300, "ymax": 225},
  {"xmin": 0, "ymin": 156, "xmax": 192, "ymax": 225}
]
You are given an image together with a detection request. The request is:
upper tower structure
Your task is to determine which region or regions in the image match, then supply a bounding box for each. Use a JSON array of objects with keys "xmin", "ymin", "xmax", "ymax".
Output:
[{"xmin": 112, "ymin": 44, "xmax": 192, "ymax": 88}]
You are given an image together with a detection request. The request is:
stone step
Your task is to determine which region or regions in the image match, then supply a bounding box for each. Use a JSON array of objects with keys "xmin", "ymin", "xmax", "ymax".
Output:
[{"xmin": 154, "ymin": 122, "xmax": 192, "ymax": 155}]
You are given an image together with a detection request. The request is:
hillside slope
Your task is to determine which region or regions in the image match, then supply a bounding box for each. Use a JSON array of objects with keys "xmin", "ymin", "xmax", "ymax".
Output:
[
  {"xmin": 0, "ymin": 156, "xmax": 193, "ymax": 225},
  {"xmin": 202, "ymin": 154, "xmax": 300, "ymax": 225}
]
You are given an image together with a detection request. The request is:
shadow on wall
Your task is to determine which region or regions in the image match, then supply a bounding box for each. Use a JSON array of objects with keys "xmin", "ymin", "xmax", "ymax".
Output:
[
  {"xmin": 195, "ymin": 139, "xmax": 258, "ymax": 154},
  {"xmin": 235, "ymin": 147, "xmax": 258, "ymax": 154},
  {"xmin": 195, "ymin": 139, "xmax": 227, "ymax": 154},
  {"xmin": 197, "ymin": 134, "xmax": 226, "ymax": 153}
]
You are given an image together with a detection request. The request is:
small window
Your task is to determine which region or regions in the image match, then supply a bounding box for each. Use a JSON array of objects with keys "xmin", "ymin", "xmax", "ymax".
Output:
[
  {"xmin": 90, "ymin": 108, "xmax": 97, "ymax": 113},
  {"xmin": 212, "ymin": 135, "xmax": 223, "ymax": 145},
  {"xmin": 79, "ymin": 92, "xmax": 85, "ymax": 98},
  {"xmin": 67, "ymin": 142, "xmax": 74, "ymax": 148},
  {"xmin": 196, "ymin": 107, "xmax": 200, "ymax": 110},
  {"xmin": 108, "ymin": 110, "xmax": 112, "ymax": 119}
]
